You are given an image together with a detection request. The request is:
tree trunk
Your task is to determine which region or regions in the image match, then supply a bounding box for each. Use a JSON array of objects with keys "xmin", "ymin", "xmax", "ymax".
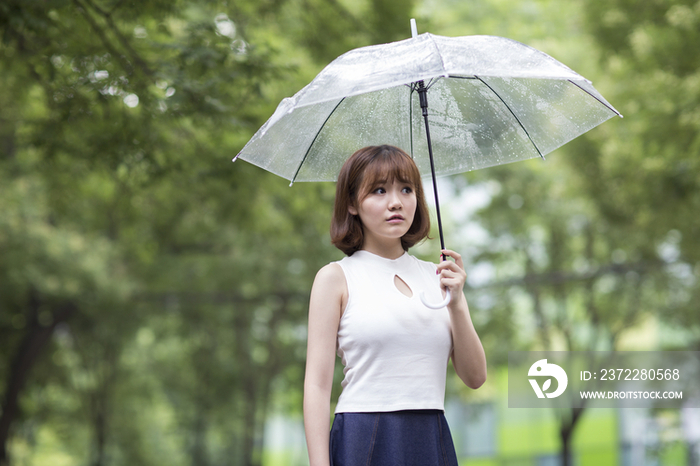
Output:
[
  {"xmin": 91, "ymin": 408, "xmax": 107, "ymax": 466},
  {"xmin": 190, "ymin": 411, "xmax": 209, "ymax": 466},
  {"xmin": 0, "ymin": 292, "xmax": 76, "ymax": 466},
  {"xmin": 525, "ymin": 254, "xmax": 550, "ymax": 348},
  {"xmin": 241, "ymin": 381, "xmax": 259, "ymax": 466},
  {"xmin": 559, "ymin": 407, "xmax": 585, "ymax": 466},
  {"xmin": 689, "ymin": 441, "xmax": 699, "ymax": 466}
]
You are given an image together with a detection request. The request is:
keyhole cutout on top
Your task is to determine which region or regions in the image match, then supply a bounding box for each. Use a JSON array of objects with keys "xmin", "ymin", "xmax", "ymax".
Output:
[{"xmin": 394, "ymin": 275, "xmax": 413, "ymax": 298}]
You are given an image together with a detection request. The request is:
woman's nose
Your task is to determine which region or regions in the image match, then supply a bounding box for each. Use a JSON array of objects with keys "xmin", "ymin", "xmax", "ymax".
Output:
[{"xmin": 388, "ymin": 190, "xmax": 402, "ymax": 209}]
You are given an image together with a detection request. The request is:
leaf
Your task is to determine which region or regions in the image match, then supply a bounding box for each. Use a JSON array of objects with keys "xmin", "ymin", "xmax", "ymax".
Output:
[{"xmin": 542, "ymin": 379, "xmax": 552, "ymax": 392}]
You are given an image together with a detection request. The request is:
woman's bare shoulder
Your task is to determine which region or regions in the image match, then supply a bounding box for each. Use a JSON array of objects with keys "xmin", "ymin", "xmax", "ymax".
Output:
[
  {"xmin": 313, "ymin": 262, "xmax": 346, "ymax": 293},
  {"xmin": 310, "ymin": 262, "xmax": 348, "ymax": 314},
  {"xmin": 315, "ymin": 262, "xmax": 344, "ymax": 281}
]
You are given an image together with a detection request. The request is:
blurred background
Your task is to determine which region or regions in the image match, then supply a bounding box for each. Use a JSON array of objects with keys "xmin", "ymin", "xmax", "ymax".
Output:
[{"xmin": 1, "ymin": 0, "xmax": 699, "ymax": 465}]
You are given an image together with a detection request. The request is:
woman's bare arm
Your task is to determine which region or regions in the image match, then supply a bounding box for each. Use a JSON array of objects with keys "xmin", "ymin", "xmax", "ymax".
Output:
[
  {"xmin": 437, "ymin": 249, "xmax": 487, "ymax": 389},
  {"xmin": 303, "ymin": 263, "xmax": 346, "ymax": 466}
]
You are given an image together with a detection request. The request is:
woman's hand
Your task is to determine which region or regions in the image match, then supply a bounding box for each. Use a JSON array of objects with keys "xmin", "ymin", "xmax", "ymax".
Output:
[{"xmin": 436, "ymin": 249, "xmax": 467, "ymax": 305}]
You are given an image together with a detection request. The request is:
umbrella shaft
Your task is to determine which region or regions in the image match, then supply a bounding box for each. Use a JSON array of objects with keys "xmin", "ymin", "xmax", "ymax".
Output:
[
  {"xmin": 417, "ymin": 81, "xmax": 447, "ymax": 261},
  {"xmin": 419, "ymin": 88, "xmax": 429, "ymax": 117}
]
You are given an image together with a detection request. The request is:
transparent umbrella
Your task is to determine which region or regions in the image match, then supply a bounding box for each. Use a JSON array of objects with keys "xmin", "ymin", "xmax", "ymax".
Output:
[{"xmin": 234, "ymin": 21, "xmax": 622, "ymax": 307}]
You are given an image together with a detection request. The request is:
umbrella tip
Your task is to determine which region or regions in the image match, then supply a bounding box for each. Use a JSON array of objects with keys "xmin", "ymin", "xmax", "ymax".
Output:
[
  {"xmin": 232, "ymin": 154, "xmax": 240, "ymax": 162},
  {"xmin": 410, "ymin": 18, "xmax": 418, "ymax": 39}
]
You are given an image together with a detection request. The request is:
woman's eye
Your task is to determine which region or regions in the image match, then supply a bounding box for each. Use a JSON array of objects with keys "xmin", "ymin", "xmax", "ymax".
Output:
[
  {"xmin": 402, "ymin": 186, "xmax": 413, "ymax": 194},
  {"xmin": 374, "ymin": 187, "xmax": 386, "ymax": 194}
]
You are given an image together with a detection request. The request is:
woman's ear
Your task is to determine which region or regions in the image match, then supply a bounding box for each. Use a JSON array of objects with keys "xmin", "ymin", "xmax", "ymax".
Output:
[{"xmin": 348, "ymin": 204, "xmax": 358, "ymax": 216}]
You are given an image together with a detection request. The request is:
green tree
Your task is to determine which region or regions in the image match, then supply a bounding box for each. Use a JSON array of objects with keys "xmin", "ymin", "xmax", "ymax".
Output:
[
  {"xmin": 463, "ymin": 153, "xmax": 676, "ymax": 465},
  {"xmin": 0, "ymin": 0, "xmax": 289, "ymax": 464},
  {"xmin": 0, "ymin": 1, "xmax": 418, "ymax": 465},
  {"xmin": 580, "ymin": 0, "xmax": 700, "ymax": 339},
  {"xmin": 427, "ymin": 0, "xmax": 699, "ymax": 463}
]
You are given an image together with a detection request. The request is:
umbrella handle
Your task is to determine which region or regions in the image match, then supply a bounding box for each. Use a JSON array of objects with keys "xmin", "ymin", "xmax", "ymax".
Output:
[{"xmin": 419, "ymin": 289, "xmax": 451, "ymax": 309}]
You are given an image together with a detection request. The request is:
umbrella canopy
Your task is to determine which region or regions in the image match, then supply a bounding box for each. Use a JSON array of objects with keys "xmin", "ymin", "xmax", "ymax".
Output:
[
  {"xmin": 234, "ymin": 32, "xmax": 621, "ymax": 185},
  {"xmin": 234, "ymin": 27, "xmax": 622, "ymax": 308}
]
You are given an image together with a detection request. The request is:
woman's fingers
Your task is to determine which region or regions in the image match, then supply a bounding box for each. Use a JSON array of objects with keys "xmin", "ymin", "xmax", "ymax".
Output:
[
  {"xmin": 437, "ymin": 249, "xmax": 466, "ymax": 293},
  {"xmin": 437, "ymin": 250, "xmax": 465, "ymax": 274},
  {"xmin": 440, "ymin": 249, "xmax": 464, "ymax": 268}
]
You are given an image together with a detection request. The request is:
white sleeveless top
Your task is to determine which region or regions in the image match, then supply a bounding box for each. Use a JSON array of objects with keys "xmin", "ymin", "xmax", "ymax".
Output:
[{"xmin": 334, "ymin": 250, "xmax": 453, "ymax": 413}]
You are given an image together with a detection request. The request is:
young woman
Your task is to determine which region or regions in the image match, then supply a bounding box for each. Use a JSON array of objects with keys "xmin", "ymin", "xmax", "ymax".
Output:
[{"xmin": 303, "ymin": 145, "xmax": 487, "ymax": 466}]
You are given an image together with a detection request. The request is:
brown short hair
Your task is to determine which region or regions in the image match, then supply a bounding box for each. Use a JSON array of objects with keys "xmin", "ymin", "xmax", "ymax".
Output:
[{"xmin": 331, "ymin": 145, "xmax": 431, "ymax": 256}]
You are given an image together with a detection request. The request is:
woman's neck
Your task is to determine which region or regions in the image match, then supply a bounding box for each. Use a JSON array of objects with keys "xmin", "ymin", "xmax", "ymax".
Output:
[{"xmin": 360, "ymin": 237, "xmax": 405, "ymax": 260}]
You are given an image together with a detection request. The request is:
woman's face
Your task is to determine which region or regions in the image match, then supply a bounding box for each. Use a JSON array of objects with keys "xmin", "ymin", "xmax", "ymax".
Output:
[{"xmin": 349, "ymin": 178, "xmax": 417, "ymax": 248}]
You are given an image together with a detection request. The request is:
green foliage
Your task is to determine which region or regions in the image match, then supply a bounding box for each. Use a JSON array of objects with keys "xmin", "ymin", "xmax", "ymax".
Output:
[
  {"xmin": 0, "ymin": 0, "xmax": 415, "ymax": 465},
  {"xmin": 429, "ymin": 0, "xmax": 699, "ymax": 463},
  {"xmin": 578, "ymin": 0, "xmax": 700, "ymax": 332},
  {"xmin": 1, "ymin": 0, "xmax": 698, "ymax": 465}
]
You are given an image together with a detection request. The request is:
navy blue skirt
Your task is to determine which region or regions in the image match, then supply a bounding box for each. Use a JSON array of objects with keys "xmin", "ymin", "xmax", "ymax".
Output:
[{"xmin": 329, "ymin": 410, "xmax": 458, "ymax": 466}]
